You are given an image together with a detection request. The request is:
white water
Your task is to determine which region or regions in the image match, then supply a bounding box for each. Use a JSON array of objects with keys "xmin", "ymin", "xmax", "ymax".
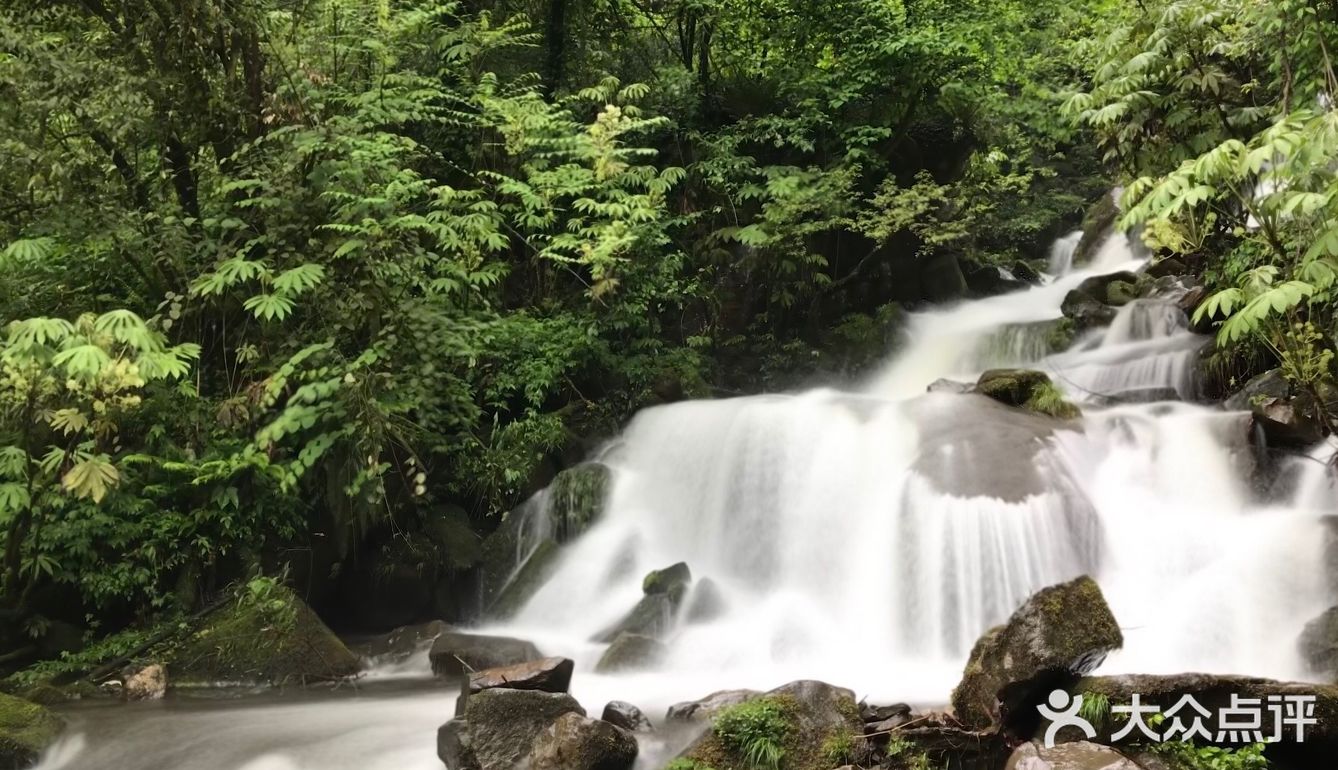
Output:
[
  {"xmin": 36, "ymin": 233, "xmax": 1338, "ymax": 770},
  {"xmin": 490, "ymin": 232, "xmax": 1334, "ymax": 715}
]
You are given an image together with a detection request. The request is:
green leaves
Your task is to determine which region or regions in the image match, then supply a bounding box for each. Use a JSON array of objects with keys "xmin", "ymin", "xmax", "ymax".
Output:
[
  {"xmin": 61, "ymin": 456, "xmax": 119, "ymax": 503},
  {"xmin": 243, "ymin": 293, "xmax": 296, "ymax": 322},
  {"xmin": 272, "ymin": 264, "xmax": 326, "ymax": 294},
  {"xmin": 52, "ymin": 344, "xmax": 111, "ymax": 381}
]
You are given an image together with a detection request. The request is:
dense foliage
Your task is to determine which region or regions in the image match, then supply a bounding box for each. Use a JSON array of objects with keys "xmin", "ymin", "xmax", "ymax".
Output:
[
  {"xmin": 1069, "ymin": 0, "xmax": 1338, "ymax": 421},
  {"xmin": 0, "ymin": 0, "xmax": 1110, "ymax": 653}
]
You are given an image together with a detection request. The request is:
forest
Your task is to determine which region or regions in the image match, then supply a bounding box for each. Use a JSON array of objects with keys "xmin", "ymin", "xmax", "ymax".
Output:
[{"xmin": 0, "ymin": 0, "xmax": 1337, "ymax": 768}]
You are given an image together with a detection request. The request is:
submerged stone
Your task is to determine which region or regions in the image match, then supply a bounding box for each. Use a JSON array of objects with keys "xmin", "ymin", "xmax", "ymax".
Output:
[
  {"xmin": 595, "ymin": 633, "xmax": 666, "ymax": 673},
  {"xmin": 975, "ymin": 369, "xmax": 1081, "ymax": 420}
]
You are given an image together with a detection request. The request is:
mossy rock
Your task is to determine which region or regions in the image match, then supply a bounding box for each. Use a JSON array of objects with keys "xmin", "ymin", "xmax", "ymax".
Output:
[
  {"xmin": 677, "ymin": 681, "xmax": 865, "ymax": 770},
  {"xmin": 975, "ymin": 370, "xmax": 1081, "ymax": 420},
  {"xmin": 1072, "ymin": 194, "xmax": 1119, "ymax": 266},
  {"xmin": 167, "ymin": 585, "xmax": 360, "ymax": 686},
  {"xmin": 642, "ymin": 562, "xmax": 691, "ymax": 595},
  {"xmin": 0, "ymin": 692, "xmax": 62, "ymax": 769},
  {"xmin": 547, "ymin": 463, "xmax": 612, "ymax": 541},
  {"xmin": 951, "ymin": 576, "xmax": 1123, "ymax": 732},
  {"xmin": 1104, "ymin": 280, "xmax": 1138, "ymax": 307}
]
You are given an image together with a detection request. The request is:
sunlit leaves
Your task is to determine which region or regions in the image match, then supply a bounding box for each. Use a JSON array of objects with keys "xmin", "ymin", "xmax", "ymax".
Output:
[
  {"xmin": 243, "ymin": 293, "xmax": 295, "ymax": 322},
  {"xmin": 52, "ymin": 344, "xmax": 111, "ymax": 381},
  {"xmin": 61, "ymin": 456, "xmax": 119, "ymax": 503}
]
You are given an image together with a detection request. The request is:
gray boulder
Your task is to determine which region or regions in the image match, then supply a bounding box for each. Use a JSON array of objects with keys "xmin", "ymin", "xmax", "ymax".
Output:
[
  {"xmin": 601, "ymin": 701, "xmax": 653, "ymax": 732},
  {"xmin": 429, "ymin": 631, "xmax": 541, "ymax": 679},
  {"xmin": 666, "ymin": 688, "xmax": 761, "ymax": 722},
  {"xmin": 1300, "ymin": 607, "xmax": 1338, "ymax": 681},
  {"xmin": 1225, "ymin": 369, "xmax": 1327, "ymax": 447},
  {"xmin": 524, "ymin": 712, "xmax": 638, "ymax": 770},
  {"xmin": 438, "ymin": 688, "xmax": 585, "ymax": 770}
]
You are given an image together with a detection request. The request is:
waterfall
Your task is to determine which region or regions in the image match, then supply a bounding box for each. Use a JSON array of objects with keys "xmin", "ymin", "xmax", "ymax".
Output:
[
  {"xmin": 491, "ymin": 233, "xmax": 1331, "ymax": 710},
  {"xmin": 1048, "ymin": 230, "xmax": 1083, "ymax": 275}
]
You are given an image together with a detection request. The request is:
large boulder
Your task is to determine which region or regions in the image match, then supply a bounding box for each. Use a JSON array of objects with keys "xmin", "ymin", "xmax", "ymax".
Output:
[
  {"xmin": 468, "ymin": 656, "xmax": 573, "ymax": 694},
  {"xmin": 0, "ymin": 693, "xmax": 62, "ymax": 769},
  {"xmin": 1072, "ymin": 195, "xmax": 1119, "ymax": 267},
  {"xmin": 1061, "ymin": 290, "xmax": 1118, "ymax": 331},
  {"xmin": 921, "ymin": 252, "xmax": 968, "ymax": 302},
  {"xmin": 951, "ymin": 576, "xmax": 1123, "ymax": 732},
  {"xmin": 1299, "ymin": 607, "xmax": 1338, "ymax": 681},
  {"xmin": 595, "ymin": 633, "xmax": 666, "ymax": 673},
  {"xmin": 438, "ymin": 688, "xmax": 585, "ymax": 770},
  {"xmin": 601, "ymin": 701, "xmax": 653, "ymax": 732},
  {"xmin": 596, "ymin": 563, "xmax": 693, "ymax": 642},
  {"xmin": 675, "ymin": 680, "xmax": 865, "ymax": 770},
  {"xmin": 524, "ymin": 712, "xmax": 638, "ymax": 770},
  {"xmin": 1056, "ymin": 674, "xmax": 1338, "ymax": 767},
  {"xmin": 975, "ymin": 370, "xmax": 1081, "ymax": 420},
  {"xmin": 1225, "ymin": 369, "xmax": 1327, "ymax": 447},
  {"xmin": 965, "ymin": 264, "xmax": 1029, "ymax": 298},
  {"xmin": 167, "ymin": 585, "xmax": 360, "ymax": 686},
  {"xmin": 123, "ymin": 664, "xmax": 167, "ymax": 701},
  {"xmin": 1076, "ymin": 271, "xmax": 1140, "ymax": 303},
  {"xmin": 429, "ymin": 631, "xmax": 542, "ymax": 679}
]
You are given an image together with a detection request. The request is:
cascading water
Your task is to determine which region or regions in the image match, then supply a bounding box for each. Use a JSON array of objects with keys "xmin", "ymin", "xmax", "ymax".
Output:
[
  {"xmin": 34, "ymin": 232, "xmax": 1338, "ymax": 770},
  {"xmin": 490, "ymin": 231, "xmax": 1333, "ymax": 712}
]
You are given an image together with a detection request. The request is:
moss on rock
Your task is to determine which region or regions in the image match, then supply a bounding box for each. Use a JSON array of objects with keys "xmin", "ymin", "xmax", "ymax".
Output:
[
  {"xmin": 0, "ymin": 692, "xmax": 62, "ymax": 769},
  {"xmin": 975, "ymin": 370, "xmax": 1081, "ymax": 420},
  {"xmin": 677, "ymin": 681, "xmax": 864, "ymax": 770},
  {"xmin": 167, "ymin": 585, "xmax": 360, "ymax": 686},
  {"xmin": 951, "ymin": 576, "xmax": 1123, "ymax": 732}
]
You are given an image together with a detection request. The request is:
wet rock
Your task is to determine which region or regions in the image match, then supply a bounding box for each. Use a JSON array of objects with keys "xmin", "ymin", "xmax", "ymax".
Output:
[
  {"xmin": 548, "ymin": 463, "xmax": 613, "ymax": 542},
  {"xmin": 601, "ymin": 701, "xmax": 653, "ymax": 732},
  {"xmin": 975, "ymin": 369, "xmax": 1081, "ymax": 420},
  {"xmin": 123, "ymin": 664, "xmax": 167, "ymax": 701},
  {"xmin": 167, "ymin": 585, "xmax": 360, "ymax": 686},
  {"xmin": 1061, "ymin": 290, "xmax": 1117, "ymax": 331},
  {"xmin": 596, "ymin": 633, "xmax": 666, "ymax": 673},
  {"xmin": 1060, "ymin": 674, "xmax": 1338, "ymax": 767},
  {"xmin": 1225, "ymin": 369, "xmax": 1327, "ymax": 447},
  {"xmin": 642, "ymin": 562, "xmax": 692, "ymax": 595},
  {"xmin": 351, "ymin": 619, "xmax": 451, "ymax": 661},
  {"xmin": 928, "ymin": 378, "xmax": 974, "ymax": 394},
  {"xmin": 966, "ymin": 264, "xmax": 1029, "ymax": 297},
  {"xmin": 0, "ymin": 693, "xmax": 63, "ymax": 769},
  {"xmin": 684, "ymin": 577, "xmax": 727, "ymax": 623},
  {"xmin": 861, "ymin": 702, "xmax": 912, "ymax": 723},
  {"xmin": 468, "ymin": 656, "xmax": 573, "ymax": 694},
  {"xmin": 524, "ymin": 712, "xmax": 638, "ymax": 770},
  {"xmin": 429, "ymin": 631, "xmax": 542, "ymax": 679},
  {"xmin": 1086, "ymin": 387, "xmax": 1180, "ymax": 406},
  {"xmin": 1142, "ymin": 258, "xmax": 1188, "ymax": 280},
  {"xmin": 1104, "ymin": 280, "xmax": 1138, "ymax": 307},
  {"xmin": 666, "ymin": 688, "xmax": 761, "ymax": 722},
  {"xmin": 1073, "ymin": 195, "xmax": 1120, "ymax": 267},
  {"xmin": 596, "ymin": 563, "xmax": 694, "ymax": 641},
  {"xmin": 1300, "ymin": 607, "xmax": 1338, "ymax": 680},
  {"xmin": 1006, "ymin": 740, "xmax": 1142, "ymax": 770},
  {"xmin": 477, "ymin": 463, "xmax": 611, "ymax": 619},
  {"xmin": 675, "ymin": 680, "xmax": 866, "ymax": 770},
  {"xmin": 951, "ymin": 576, "xmax": 1123, "ymax": 732},
  {"xmin": 438, "ymin": 688, "xmax": 585, "ymax": 770},
  {"xmin": 1012, "ymin": 261, "xmax": 1043, "ymax": 285},
  {"xmin": 1076, "ymin": 271, "xmax": 1139, "ymax": 302},
  {"xmin": 922, "ymin": 252, "xmax": 969, "ymax": 302}
]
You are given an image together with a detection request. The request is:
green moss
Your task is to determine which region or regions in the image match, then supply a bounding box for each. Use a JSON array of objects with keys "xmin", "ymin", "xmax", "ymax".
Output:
[
  {"xmin": 665, "ymin": 761, "xmax": 718, "ymax": 770},
  {"xmin": 0, "ymin": 692, "xmax": 62, "ymax": 769},
  {"xmin": 1047, "ymin": 318, "xmax": 1077, "ymax": 352},
  {"xmin": 642, "ymin": 562, "xmax": 692, "ymax": 595},
  {"xmin": 820, "ymin": 728, "xmax": 855, "ymax": 765},
  {"xmin": 1023, "ymin": 381, "xmax": 1082, "ymax": 419},
  {"xmin": 548, "ymin": 463, "xmax": 611, "ymax": 540},
  {"xmin": 167, "ymin": 583, "xmax": 360, "ymax": 686}
]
